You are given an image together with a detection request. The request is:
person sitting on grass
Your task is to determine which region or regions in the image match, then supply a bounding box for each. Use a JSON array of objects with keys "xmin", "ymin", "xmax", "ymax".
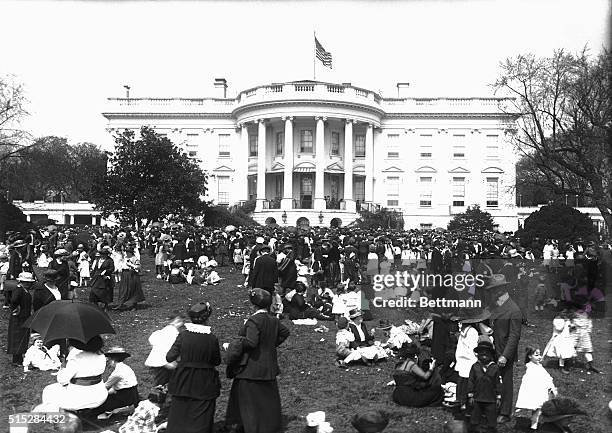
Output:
[
  {"xmin": 284, "ymin": 282, "xmax": 332, "ymax": 320},
  {"xmin": 118, "ymin": 386, "xmax": 167, "ymax": 433},
  {"xmin": 167, "ymin": 261, "xmax": 186, "ymax": 284},
  {"xmin": 391, "ymin": 342, "xmax": 443, "ymax": 408},
  {"xmin": 95, "ymin": 346, "xmax": 139, "ymax": 420},
  {"xmin": 23, "ymin": 333, "xmax": 61, "ymax": 372}
]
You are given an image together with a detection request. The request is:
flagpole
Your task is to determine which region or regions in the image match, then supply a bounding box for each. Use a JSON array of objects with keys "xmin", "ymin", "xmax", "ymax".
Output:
[{"xmin": 313, "ymin": 30, "xmax": 316, "ymax": 80}]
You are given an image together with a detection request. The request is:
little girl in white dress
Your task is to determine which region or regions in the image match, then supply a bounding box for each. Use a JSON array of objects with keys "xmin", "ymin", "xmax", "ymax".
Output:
[
  {"xmin": 543, "ymin": 312, "xmax": 576, "ymax": 374},
  {"xmin": 515, "ymin": 346, "xmax": 558, "ymax": 430}
]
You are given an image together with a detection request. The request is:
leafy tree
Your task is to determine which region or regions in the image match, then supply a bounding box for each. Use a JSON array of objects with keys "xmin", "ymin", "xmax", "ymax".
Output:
[
  {"xmin": 92, "ymin": 126, "xmax": 208, "ymax": 227},
  {"xmin": 1, "ymin": 137, "xmax": 107, "ymax": 201},
  {"xmin": 447, "ymin": 205, "xmax": 494, "ymax": 233},
  {"xmin": 352, "ymin": 208, "xmax": 404, "ymax": 230},
  {"xmin": 517, "ymin": 204, "xmax": 596, "ymax": 246},
  {"xmin": 493, "ymin": 49, "xmax": 611, "ymax": 230},
  {"xmin": 204, "ymin": 205, "xmax": 257, "ymax": 227}
]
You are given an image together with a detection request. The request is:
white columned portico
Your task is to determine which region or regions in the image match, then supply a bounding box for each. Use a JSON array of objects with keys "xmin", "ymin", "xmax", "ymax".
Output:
[
  {"xmin": 281, "ymin": 116, "xmax": 294, "ymax": 210},
  {"xmin": 255, "ymin": 119, "xmax": 267, "ymax": 212},
  {"xmin": 239, "ymin": 124, "xmax": 250, "ymax": 201},
  {"xmin": 91, "ymin": 215, "xmax": 96, "ymax": 225},
  {"xmin": 314, "ymin": 116, "xmax": 326, "ymax": 211},
  {"xmin": 364, "ymin": 123, "xmax": 374, "ymax": 203},
  {"xmin": 343, "ymin": 119, "xmax": 356, "ymax": 212}
]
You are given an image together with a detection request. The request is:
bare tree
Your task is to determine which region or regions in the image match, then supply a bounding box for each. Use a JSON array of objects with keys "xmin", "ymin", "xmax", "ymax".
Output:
[
  {"xmin": 494, "ymin": 49, "xmax": 612, "ymax": 232},
  {"xmin": 0, "ymin": 74, "xmax": 33, "ymax": 163}
]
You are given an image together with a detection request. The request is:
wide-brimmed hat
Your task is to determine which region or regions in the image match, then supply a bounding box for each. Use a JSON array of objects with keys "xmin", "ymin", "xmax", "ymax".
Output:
[
  {"xmin": 54, "ymin": 248, "xmax": 69, "ymax": 257},
  {"xmin": 399, "ymin": 342, "xmax": 420, "ymax": 359},
  {"xmin": 484, "ymin": 274, "xmax": 510, "ymax": 292},
  {"xmin": 69, "ymin": 335, "xmax": 104, "ymax": 352},
  {"xmin": 350, "ymin": 410, "xmax": 389, "ymax": 433},
  {"xmin": 100, "ymin": 246, "xmax": 112, "ymax": 255},
  {"xmin": 105, "ymin": 346, "xmax": 131, "ymax": 360},
  {"xmin": 459, "ymin": 308, "xmax": 491, "ymax": 324},
  {"xmin": 378, "ymin": 319, "xmax": 392, "ymax": 330},
  {"xmin": 255, "ymin": 236, "xmax": 265, "ymax": 244},
  {"xmin": 43, "ymin": 269, "xmax": 60, "ymax": 281},
  {"xmin": 11, "ymin": 239, "xmax": 27, "ymax": 248},
  {"xmin": 348, "ymin": 308, "xmax": 362, "ymax": 319},
  {"xmin": 474, "ymin": 339, "xmax": 496, "ymax": 356},
  {"xmin": 249, "ymin": 288, "xmax": 272, "ymax": 308},
  {"xmin": 17, "ymin": 272, "xmax": 35, "ymax": 282}
]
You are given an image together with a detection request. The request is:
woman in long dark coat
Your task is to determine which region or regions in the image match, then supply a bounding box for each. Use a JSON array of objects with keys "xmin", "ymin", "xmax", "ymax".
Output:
[
  {"xmin": 166, "ymin": 301, "xmax": 221, "ymax": 433},
  {"xmin": 114, "ymin": 247, "xmax": 145, "ymax": 311},
  {"xmin": 226, "ymin": 288, "xmax": 290, "ymax": 433},
  {"xmin": 89, "ymin": 247, "xmax": 115, "ymax": 310},
  {"xmin": 7, "ymin": 272, "xmax": 35, "ymax": 365}
]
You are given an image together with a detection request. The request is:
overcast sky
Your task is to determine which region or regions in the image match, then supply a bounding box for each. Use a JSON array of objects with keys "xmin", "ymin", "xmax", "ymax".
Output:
[{"xmin": 2, "ymin": 0, "xmax": 609, "ymax": 149}]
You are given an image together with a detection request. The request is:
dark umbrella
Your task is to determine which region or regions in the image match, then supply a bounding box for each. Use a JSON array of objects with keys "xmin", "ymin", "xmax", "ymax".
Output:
[{"xmin": 24, "ymin": 300, "xmax": 115, "ymax": 344}]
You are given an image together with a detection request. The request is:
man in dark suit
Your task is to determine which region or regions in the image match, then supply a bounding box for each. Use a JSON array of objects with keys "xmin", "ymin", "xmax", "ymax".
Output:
[
  {"xmin": 48, "ymin": 249, "xmax": 71, "ymax": 299},
  {"xmin": 277, "ymin": 243, "xmax": 297, "ymax": 295},
  {"xmin": 32, "ymin": 269, "xmax": 62, "ymax": 312},
  {"xmin": 347, "ymin": 309, "xmax": 374, "ymax": 347},
  {"xmin": 486, "ymin": 274, "xmax": 522, "ymax": 424},
  {"xmin": 248, "ymin": 245, "xmax": 278, "ymax": 293}
]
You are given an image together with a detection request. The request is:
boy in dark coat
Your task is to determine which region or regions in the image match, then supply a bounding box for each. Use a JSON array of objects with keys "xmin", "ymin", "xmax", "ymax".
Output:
[{"xmin": 467, "ymin": 339, "xmax": 502, "ymax": 433}]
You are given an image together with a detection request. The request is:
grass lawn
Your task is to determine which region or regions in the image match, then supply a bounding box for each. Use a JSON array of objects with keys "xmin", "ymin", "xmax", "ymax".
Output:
[{"xmin": 1, "ymin": 254, "xmax": 610, "ymax": 432}]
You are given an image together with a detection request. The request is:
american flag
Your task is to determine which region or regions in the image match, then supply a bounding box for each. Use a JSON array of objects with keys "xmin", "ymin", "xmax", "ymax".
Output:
[{"xmin": 315, "ymin": 37, "xmax": 332, "ymax": 68}]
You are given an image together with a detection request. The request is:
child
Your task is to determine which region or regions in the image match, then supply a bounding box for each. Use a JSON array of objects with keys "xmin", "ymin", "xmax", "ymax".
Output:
[
  {"xmin": 145, "ymin": 314, "xmax": 184, "ymax": 386},
  {"xmin": 96, "ymin": 346, "xmax": 139, "ymax": 420},
  {"xmin": 23, "ymin": 334, "xmax": 61, "ymax": 372},
  {"xmin": 543, "ymin": 312, "xmax": 576, "ymax": 374},
  {"xmin": 335, "ymin": 316, "xmax": 362, "ymax": 367},
  {"xmin": 467, "ymin": 339, "xmax": 502, "ymax": 433},
  {"xmin": 119, "ymin": 386, "xmax": 166, "ymax": 433},
  {"xmin": 534, "ymin": 275, "xmax": 547, "ymax": 311},
  {"xmin": 232, "ymin": 246, "xmax": 243, "ymax": 273},
  {"xmin": 515, "ymin": 346, "xmax": 558, "ymax": 430},
  {"xmin": 454, "ymin": 312, "xmax": 485, "ymax": 410},
  {"xmin": 571, "ymin": 305, "xmax": 601, "ymax": 374},
  {"xmin": 78, "ymin": 251, "xmax": 90, "ymax": 287}
]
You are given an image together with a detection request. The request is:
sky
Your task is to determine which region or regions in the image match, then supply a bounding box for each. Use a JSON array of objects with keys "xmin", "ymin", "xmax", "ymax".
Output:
[{"xmin": 1, "ymin": 0, "xmax": 609, "ymax": 150}]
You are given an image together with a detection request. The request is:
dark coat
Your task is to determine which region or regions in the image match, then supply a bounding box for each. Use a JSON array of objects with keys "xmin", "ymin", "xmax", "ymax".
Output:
[
  {"xmin": 171, "ymin": 242, "xmax": 188, "ymax": 262},
  {"xmin": 467, "ymin": 361, "xmax": 502, "ymax": 403},
  {"xmin": 48, "ymin": 259, "xmax": 71, "ymax": 299},
  {"xmin": 166, "ymin": 327, "xmax": 221, "ymax": 400},
  {"xmin": 248, "ymin": 254, "xmax": 278, "ymax": 291},
  {"xmin": 7, "ymin": 249, "xmax": 24, "ymax": 279},
  {"xmin": 490, "ymin": 297, "xmax": 522, "ymax": 363},
  {"xmin": 235, "ymin": 312, "xmax": 290, "ymax": 381},
  {"xmin": 31, "ymin": 282, "xmax": 60, "ymax": 312},
  {"xmin": 278, "ymin": 257, "xmax": 297, "ymax": 289},
  {"xmin": 89, "ymin": 256, "xmax": 115, "ymax": 304},
  {"xmin": 430, "ymin": 248, "xmax": 444, "ymax": 273},
  {"xmin": 7, "ymin": 284, "xmax": 32, "ymax": 355},
  {"xmin": 348, "ymin": 321, "xmax": 374, "ymax": 348}
]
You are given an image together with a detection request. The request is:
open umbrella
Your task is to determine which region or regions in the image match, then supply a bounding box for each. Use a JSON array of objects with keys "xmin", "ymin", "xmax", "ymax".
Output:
[
  {"xmin": 24, "ymin": 300, "xmax": 115, "ymax": 344},
  {"xmin": 225, "ymin": 225, "xmax": 237, "ymax": 233}
]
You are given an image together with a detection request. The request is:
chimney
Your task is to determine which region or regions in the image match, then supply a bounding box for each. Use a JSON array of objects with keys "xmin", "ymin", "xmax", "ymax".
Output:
[
  {"xmin": 214, "ymin": 78, "xmax": 228, "ymax": 98},
  {"xmin": 396, "ymin": 82, "xmax": 410, "ymax": 98}
]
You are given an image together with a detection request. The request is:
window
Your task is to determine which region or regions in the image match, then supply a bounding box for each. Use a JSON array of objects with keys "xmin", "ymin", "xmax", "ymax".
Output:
[
  {"xmin": 186, "ymin": 133, "xmax": 199, "ymax": 148},
  {"xmin": 387, "ymin": 176, "xmax": 400, "ymax": 207},
  {"xmin": 248, "ymin": 176, "xmax": 257, "ymax": 200},
  {"xmin": 354, "ymin": 178, "xmax": 365, "ymax": 202},
  {"xmin": 218, "ymin": 176, "xmax": 230, "ymax": 204},
  {"xmin": 486, "ymin": 177, "xmax": 499, "ymax": 207},
  {"xmin": 420, "ymin": 223, "xmax": 433, "ymax": 230},
  {"xmin": 354, "ymin": 135, "xmax": 366, "ymax": 157},
  {"xmin": 452, "ymin": 177, "xmax": 465, "ymax": 198},
  {"xmin": 419, "ymin": 176, "xmax": 432, "ymax": 207},
  {"xmin": 249, "ymin": 135, "xmax": 258, "ymax": 157},
  {"xmin": 452, "ymin": 134, "xmax": 466, "ymax": 158},
  {"xmin": 331, "ymin": 132, "xmax": 340, "ymax": 156},
  {"xmin": 300, "ymin": 130, "xmax": 313, "ymax": 153},
  {"xmin": 275, "ymin": 132, "xmax": 284, "ymax": 156},
  {"xmin": 218, "ymin": 134, "xmax": 230, "ymax": 157},
  {"xmin": 274, "ymin": 176, "xmax": 283, "ymax": 198},
  {"xmin": 387, "ymin": 134, "xmax": 399, "ymax": 158},
  {"xmin": 486, "ymin": 135, "xmax": 499, "ymax": 159},
  {"xmin": 419, "ymin": 135, "xmax": 432, "ymax": 159},
  {"xmin": 330, "ymin": 175, "xmax": 339, "ymax": 200}
]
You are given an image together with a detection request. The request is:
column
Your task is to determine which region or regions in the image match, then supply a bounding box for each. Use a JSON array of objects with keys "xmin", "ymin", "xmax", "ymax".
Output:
[
  {"xmin": 364, "ymin": 123, "xmax": 374, "ymax": 203},
  {"xmin": 255, "ymin": 119, "xmax": 267, "ymax": 212},
  {"xmin": 343, "ymin": 119, "xmax": 356, "ymax": 212},
  {"xmin": 314, "ymin": 116, "xmax": 326, "ymax": 211},
  {"xmin": 240, "ymin": 124, "xmax": 250, "ymax": 201},
  {"xmin": 281, "ymin": 116, "xmax": 294, "ymax": 210},
  {"xmin": 91, "ymin": 215, "xmax": 96, "ymax": 225}
]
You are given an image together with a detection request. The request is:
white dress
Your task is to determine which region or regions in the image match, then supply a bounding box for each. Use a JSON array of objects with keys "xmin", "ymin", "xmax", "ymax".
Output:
[
  {"xmin": 42, "ymin": 348, "xmax": 108, "ymax": 410},
  {"xmin": 454, "ymin": 326, "xmax": 479, "ymax": 378},
  {"xmin": 78, "ymin": 251, "xmax": 90, "ymax": 278},
  {"xmin": 515, "ymin": 362, "xmax": 555, "ymax": 410},
  {"xmin": 543, "ymin": 318, "xmax": 576, "ymax": 359}
]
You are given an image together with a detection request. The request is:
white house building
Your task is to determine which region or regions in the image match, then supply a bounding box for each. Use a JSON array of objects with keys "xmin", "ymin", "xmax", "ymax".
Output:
[{"xmin": 102, "ymin": 79, "xmax": 519, "ymax": 230}]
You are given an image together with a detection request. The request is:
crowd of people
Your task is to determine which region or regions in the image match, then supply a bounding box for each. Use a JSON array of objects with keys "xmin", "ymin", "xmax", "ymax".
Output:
[{"xmin": 0, "ymin": 222, "xmax": 609, "ymax": 433}]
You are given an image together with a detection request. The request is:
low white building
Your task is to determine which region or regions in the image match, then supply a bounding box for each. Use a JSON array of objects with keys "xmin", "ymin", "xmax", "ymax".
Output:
[{"xmin": 103, "ymin": 79, "xmax": 519, "ymax": 230}]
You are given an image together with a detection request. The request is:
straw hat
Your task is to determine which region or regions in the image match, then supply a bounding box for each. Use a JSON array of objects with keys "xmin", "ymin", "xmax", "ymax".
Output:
[
  {"xmin": 105, "ymin": 346, "xmax": 131, "ymax": 360},
  {"xmin": 17, "ymin": 272, "xmax": 35, "ymax": 282}
]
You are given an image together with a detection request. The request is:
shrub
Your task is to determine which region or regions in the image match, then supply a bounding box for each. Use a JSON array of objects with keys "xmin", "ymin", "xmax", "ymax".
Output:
[
  {"xmin": 447, "ymin": 205, "xmax": 494, "ymax": 233},
  {"xmin": 517, "ymin": 204, "xmax": 596, "ymax": 246}
]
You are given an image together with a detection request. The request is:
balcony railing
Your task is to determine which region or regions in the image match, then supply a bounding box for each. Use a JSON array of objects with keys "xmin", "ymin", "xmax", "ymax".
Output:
[
  {"xmin": 262, "ymin": 198, "xmax": 281, "ymax": 209},
  {"xmin": 325, "ymin": 197, "xmax": 341, "ymax": 210}
]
